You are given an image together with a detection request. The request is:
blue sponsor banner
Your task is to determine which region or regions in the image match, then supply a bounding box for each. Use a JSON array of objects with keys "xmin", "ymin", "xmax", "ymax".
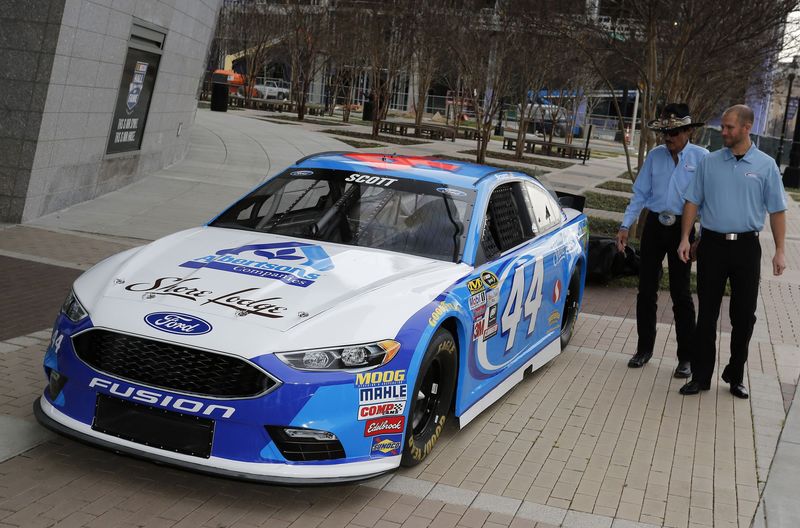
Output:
[{"xmin": 180, "ymin": 260, "xmax": 315, "ymax": 287}]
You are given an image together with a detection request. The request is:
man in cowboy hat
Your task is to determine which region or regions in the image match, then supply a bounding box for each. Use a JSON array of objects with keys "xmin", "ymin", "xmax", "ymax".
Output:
[
  {"xmin": 617, "ymin": 103, "xmax": 708, "ymax": 377},
  {"xmin": 677, "ymin": 104, "xmax": 786, "ymax": 398}
]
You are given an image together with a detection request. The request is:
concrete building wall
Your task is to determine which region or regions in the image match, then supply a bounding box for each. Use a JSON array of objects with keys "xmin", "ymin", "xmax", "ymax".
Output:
[
  {"xmin": 0, "ymin": 0, "xmax": 222, "ymax": 224},
  {"xmin": 0, "ymin": 0, "xmax": 65, "ymax": 222}
]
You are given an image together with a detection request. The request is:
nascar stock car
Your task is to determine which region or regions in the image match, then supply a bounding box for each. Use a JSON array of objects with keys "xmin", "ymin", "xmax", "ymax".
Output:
[{"xmin": 35, "ymin": 152, "xmax": 588, "ymax": 484}]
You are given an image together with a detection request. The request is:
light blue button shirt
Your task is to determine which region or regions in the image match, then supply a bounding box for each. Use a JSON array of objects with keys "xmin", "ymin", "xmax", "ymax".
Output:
[
  {"xmin": 621, "ymin": 143, "xmax": 709, "ymax": 229},
  {"xmin": 685, "ymin": 143, "xmax": 787, "ymax": 233}
]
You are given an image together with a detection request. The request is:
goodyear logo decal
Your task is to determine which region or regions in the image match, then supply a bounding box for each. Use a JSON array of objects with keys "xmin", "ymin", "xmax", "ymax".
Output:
[{"xmin": 429, "ymin": 301, "xmax": 458, "ymax": 327}]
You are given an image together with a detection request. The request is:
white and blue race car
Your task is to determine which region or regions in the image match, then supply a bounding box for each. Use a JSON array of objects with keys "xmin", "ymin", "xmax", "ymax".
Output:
[{"xmin": 35, "ymin": 152, "xmax": 588, "ymax": 484}]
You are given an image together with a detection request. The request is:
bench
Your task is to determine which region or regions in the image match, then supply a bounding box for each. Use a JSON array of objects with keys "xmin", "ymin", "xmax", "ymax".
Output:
[{"xmin": 503, "ymin": 136, "xmax": 590, "ymax": 161}]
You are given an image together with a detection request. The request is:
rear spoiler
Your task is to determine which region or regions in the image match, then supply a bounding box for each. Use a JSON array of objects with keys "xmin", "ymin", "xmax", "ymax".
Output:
[{"xmin": 556, "ymin": 191, "xmax": 585, "ymax": 212}]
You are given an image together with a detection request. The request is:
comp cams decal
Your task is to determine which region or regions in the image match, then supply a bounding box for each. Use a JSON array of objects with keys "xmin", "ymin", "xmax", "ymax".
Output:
[
  {"xmin": 125, "ymin": 277, "xmax": 288, "ymax": 319},
  {"xmin": 358, "ymin": 401, "xmax": 405, "ymax": 420},
  {"xmin": 144, "ymin": 312, "xmax": 212, "ymax": 336},
  {"xmin": 180, "ymin": 242, "xmax": 334, "ymax": 288}
]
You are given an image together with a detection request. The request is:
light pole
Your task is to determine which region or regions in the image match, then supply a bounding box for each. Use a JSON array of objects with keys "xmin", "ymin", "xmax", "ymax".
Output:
[{"xmin": 776, "ymin": 57, "xmax": 799, "ymax": 167}]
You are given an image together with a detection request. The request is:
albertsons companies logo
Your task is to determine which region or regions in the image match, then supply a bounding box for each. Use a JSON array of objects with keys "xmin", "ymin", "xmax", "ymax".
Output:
[{"xmin": 180, "ymin": 242, "xmax": 334, "ymax": 287}]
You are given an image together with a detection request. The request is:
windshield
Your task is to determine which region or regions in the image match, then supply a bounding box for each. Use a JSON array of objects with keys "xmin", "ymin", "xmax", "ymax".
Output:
[{"xmin": 210, "ymin": 169, "xmax": 475, "ymax": 262}]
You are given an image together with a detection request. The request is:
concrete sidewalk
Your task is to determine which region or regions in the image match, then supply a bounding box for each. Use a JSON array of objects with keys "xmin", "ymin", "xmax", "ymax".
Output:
[{"xmin": 1, "ymin": 107, "xmax": 799, "ymax": 528}]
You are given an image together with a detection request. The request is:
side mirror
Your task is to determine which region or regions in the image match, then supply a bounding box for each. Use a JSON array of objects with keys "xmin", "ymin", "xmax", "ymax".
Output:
[{"xmin": 556, "ymin": 192, "xmax": 585, "ymax": 212}]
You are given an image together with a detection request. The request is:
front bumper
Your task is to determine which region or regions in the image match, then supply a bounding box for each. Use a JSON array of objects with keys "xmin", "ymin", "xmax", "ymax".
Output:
[
  {"xmin": 35, "ymin": 396, "xmax": 395, "ymax": 484},
  {"xmin": 39, "ymin": 316, "xmax": 412, "ymax": 483}
]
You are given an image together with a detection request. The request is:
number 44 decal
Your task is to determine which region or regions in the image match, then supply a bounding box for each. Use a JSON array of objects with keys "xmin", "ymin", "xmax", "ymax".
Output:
[{"xmin": 501, "ymin": 254, "xmax": 544, "ymax": 351}]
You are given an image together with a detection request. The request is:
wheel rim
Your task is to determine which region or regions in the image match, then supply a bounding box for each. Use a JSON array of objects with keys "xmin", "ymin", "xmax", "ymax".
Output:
[{"xmin": 411, "ymin": 359, "xmax": 441, "ymax": 435}]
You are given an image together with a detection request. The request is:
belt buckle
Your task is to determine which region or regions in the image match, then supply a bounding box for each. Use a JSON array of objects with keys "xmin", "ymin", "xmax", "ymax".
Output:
[
  {"xmin": 658, "ymin": 213, "xmax": 676, "ymax": 226},
  {"xmin": 725, "ymin": 233, "xmax": 738, "ymax": 240}
]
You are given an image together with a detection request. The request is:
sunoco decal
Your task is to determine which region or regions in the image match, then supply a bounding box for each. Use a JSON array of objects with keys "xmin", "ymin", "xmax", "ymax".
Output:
[
  {"xmin": 364, "ymin": 416, "xmax": 405, "ymax": 437},
  {"xmin": 144, "ymin": 312, "xmax": 212, "ymax": 335},
  {"xmin": 358, "ymin": 401, "xmax": 405, "ymax": 420},
  {"xmin": 370, "ymin": 434, "xmax": 403, "ymax": 457},
  {"xmin": 180, "ymin": 242, "xmax": 333, "ymax": 288}
]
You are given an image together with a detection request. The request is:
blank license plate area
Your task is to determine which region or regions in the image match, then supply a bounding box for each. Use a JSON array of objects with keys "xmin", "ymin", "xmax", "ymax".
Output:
[{"xmin": 93, "ymin": 394, "xmax": 214, "ymax": 458}]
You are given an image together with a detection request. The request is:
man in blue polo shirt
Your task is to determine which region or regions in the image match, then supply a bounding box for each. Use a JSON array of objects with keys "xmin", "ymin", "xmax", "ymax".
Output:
[
  {"xmin": 617, "ymin": 103, "xmax": 708, "ymax": 378},
  {"xmin": 677, "ymin": 104, "xmax": 787, "ymax": 398}
]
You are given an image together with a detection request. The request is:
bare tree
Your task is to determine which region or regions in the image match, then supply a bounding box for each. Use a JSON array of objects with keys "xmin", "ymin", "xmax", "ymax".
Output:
[
  {"xmin": 407, "ymin": 1, "xmax": 446, "ymax": 135},
  {"xmin": 283, "ymin": 2, "xmax": 331, "ymax": 120}
]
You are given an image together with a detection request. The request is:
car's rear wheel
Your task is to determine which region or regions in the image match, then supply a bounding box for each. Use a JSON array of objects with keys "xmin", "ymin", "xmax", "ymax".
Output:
[
  {"xmin": 400, "ymin": 328, "xmax": 456, "ymax": 467},
  {"xmin": 278, "ymin": 92, "xmax": 287, "ymax": 100},
  {"xmin": 560, "ymin": 269, "xmax": 581, "ymax": 349}
]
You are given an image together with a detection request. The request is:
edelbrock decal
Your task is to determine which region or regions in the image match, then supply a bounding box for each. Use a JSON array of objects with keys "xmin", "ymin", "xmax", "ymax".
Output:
[
  {"xmin": 180, "ymin": 242, "xmax": 334, "ymax": 288},
  {"xmin": 364, "ymin": 416, "xmax": 405, "ymax": 437},
  {"xmin": 144, "ymin": 312, "xmax": 212, "ymax": 335},
  {"xmin": 89, "ymin": 378, "xmax": 235, "ymax": 418},
  {"xmin": 125, "ymin": 277, "xmax": 288, "ymax": 319}
]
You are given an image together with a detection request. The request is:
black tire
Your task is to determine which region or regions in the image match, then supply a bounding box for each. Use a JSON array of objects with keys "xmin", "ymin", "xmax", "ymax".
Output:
[
  {"xmin": 560, "ymin": 270, "xmax": 581, "ymax": 349},
  {"xmin": 400, "ymin": 328, "xmax": 457, "ymax": 467},
  {"xmin": 278, "ymin": 92, "xmax": 287, "ymax": 100}
]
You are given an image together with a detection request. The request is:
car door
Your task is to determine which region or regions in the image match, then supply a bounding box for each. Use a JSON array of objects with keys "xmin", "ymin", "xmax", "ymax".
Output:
[{"xmin": 459, "ymin": 179, "xmax": 566, "ymax": 412}]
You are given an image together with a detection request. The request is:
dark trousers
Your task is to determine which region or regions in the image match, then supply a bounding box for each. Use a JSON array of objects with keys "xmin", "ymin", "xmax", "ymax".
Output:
[
  {"xmin": 636, "ymin": 212, "xmax": 696, "ymax": 361},
  {"xmin": 693, "ymin": 233, "xmax": 761, "ymax": 385}
]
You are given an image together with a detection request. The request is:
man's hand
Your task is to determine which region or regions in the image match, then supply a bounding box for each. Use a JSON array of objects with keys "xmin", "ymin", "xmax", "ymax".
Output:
[
  {"xmin": 616, "ymin": 228, "xmax": 628, "ymax": 253},
  {"xmin": 689, "ymin": 240, "xmax": 700, "ymax": 262},
  {"xmin": 677, "ymin": 238, "xmax": 691, "ymax": 263},
  {"xmin": 773, "ymin": 249, "xmax": 786, "ymax": 276}
]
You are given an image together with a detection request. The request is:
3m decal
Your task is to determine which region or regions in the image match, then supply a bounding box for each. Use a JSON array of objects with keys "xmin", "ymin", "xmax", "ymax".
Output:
[
  {"xmin": 358, "ymin": 401, "xmax": 406, "ymax": 420},
  {"xmin": 364, "ymin": 416, "xmax": 405, "ymax": 437},
  {"xmin": 473, "ymin": 319, "xmax": 485, "ymax": 340},
  {"xmin": 481, "ymin": 271, "xmax": 499, "ymax": 289},
  {"xmin": 370, "ymin": 434, "xmax": 403, "ymax": 457},
  {"xmin": 355, "ymin": 370, "xmax": 406, "ymax": 387},
  {"xmin": 467, "ymin": 278, "xmax": 484, "ymax": 294},
  {"xmin": 179, "ymin": 242, "xmax": 333, "ymax": 288},
  {"xmin": 125, "ymin": 277, "xmax": 288, "ymax": 319},
  {"xmin": 468, "ymin": 291, "xmax": 486, "ymax": 311},
  {"xmin": 429, "ymin": 301, "xmax": 458, "ymax": 327},
  {"xmin": 358, "ymin": 384, "xmax": 407, "ymax": 405},
  {"xmin": 344, "ymin": 173, "xmax": 398, "ymax": 187},
  {"xmin": 88, "ymin": 378, "xmax": 235, "ymax": 418},
  {"xmin": 553, "ymin": 279, "xmax": 562, "ymax": 303},
  {"xmin": 144, "ymin": 312, "xmax": 211, "ymax": 336}
]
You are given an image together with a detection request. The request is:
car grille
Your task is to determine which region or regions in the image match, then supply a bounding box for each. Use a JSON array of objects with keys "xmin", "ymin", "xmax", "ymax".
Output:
[
  {"xmin": 265, "ymin": 426, "xmax": 346, "ymax": 461},
  {"xmin": 73, "ymin": 330, "xmax": 275, "ymax": 398}
]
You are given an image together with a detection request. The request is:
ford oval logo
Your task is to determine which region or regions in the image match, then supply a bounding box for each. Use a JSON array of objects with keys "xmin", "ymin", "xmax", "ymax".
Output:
[{"xmin": 144, "ymin": 312, "xmax": 212, "ymax": 336}]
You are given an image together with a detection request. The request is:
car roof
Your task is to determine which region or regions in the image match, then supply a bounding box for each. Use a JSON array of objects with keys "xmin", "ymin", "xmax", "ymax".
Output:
[{"xmin": 293, "ymin": 152, "xmax": 538, "ymax": 189}]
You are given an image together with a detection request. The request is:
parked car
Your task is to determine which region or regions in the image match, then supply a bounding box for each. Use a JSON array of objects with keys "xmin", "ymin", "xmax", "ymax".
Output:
[
  {"xmin": 252, "ymin": 80, "xmax": 289, "ymax": 100},
  {"xmin": 35, "ymin": 152, "xmax": 588, "ymax": 484}
]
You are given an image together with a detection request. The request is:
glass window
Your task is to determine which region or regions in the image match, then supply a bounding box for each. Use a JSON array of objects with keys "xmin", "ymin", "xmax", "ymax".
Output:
[
  {"xmin": 524, "ymin": 182, "xmax": 561, "ymax": 232},
  {"xmin": 211, "ymin": 169, "xmax": 475, "ymax": 263}
]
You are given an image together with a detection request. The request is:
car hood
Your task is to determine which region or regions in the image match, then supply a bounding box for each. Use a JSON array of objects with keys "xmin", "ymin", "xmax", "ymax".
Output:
[{"xmin": 75, "ymin": 227, "xmax": 465, "ymax": 353}]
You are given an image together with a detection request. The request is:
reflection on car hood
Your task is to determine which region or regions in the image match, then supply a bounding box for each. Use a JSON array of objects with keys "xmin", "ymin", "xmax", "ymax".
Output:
[{"xmin": 80, "ymin": 227, "xmax": 459, "ymax": 337}]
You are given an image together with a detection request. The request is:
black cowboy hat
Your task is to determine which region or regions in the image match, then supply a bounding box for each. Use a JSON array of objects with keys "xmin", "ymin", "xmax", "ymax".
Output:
[{"xmin": 647, "ymin": 103, "xmax": 705, "ymax": 132}]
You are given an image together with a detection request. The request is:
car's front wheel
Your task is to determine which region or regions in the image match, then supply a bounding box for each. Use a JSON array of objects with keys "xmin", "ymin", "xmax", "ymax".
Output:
[
  {"xmin": 400, "ymin": 328, "xmax": 456, "ymax": 467},
  {"xmin": 278, "ymin": 92, "xmax": 287, "ymax": 100},
  {"xmin": 560, "ymin": 269, "xmax": 581, "ymax": 349}
]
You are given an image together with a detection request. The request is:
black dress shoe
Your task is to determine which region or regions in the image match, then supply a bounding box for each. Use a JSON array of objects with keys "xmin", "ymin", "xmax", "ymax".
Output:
[
  {"xmin": 628, "ymin": 351, "xmax": 652, "ymax": 368},
  {"xmin": 679, "ymin": 380, "xmax": 711, "ymax": 395},
  {"xmin": 721, "ymin": 370, "xmax": 749, "ymax": 399},
  {"xmin": 674, "ymin": 361, "xmax": 692, "ymax": 379}
]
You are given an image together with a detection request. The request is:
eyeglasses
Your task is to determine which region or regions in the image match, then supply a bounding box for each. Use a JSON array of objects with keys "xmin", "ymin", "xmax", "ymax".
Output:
[{"xmin": 663, "ymin": 129, "xmax": 684, "ymax": 137}]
